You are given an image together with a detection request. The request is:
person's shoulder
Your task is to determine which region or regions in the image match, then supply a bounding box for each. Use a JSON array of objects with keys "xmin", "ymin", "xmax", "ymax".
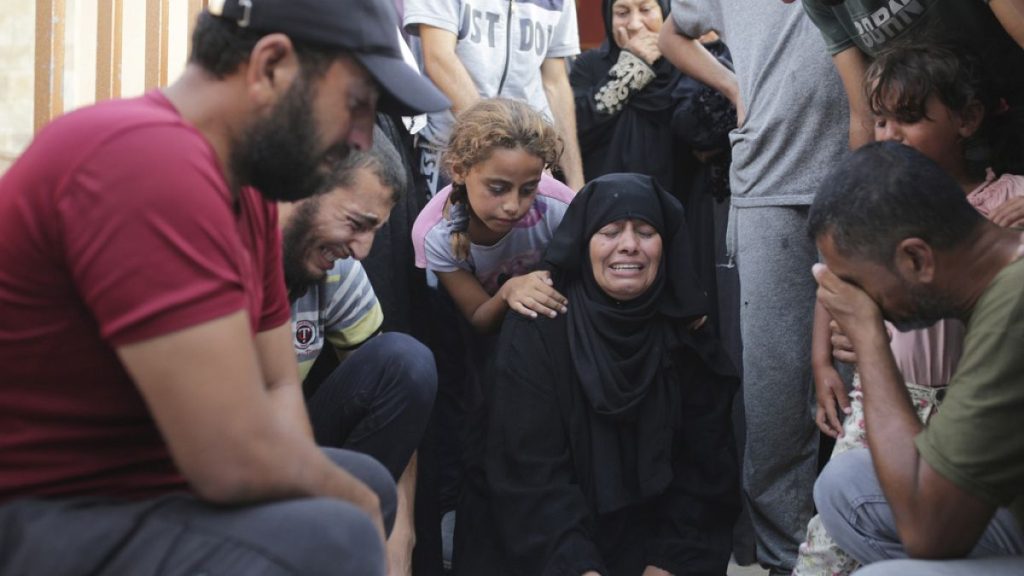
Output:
[
  {"xmin": 51, "ymin": 94, "xmax": 231, "ymax": 225},
  {"xmin": 413, "ymin": 186, "xmax": 455, "ymax": 268},
  {"xmin": 570, "ymin": 47, "xmax": 606, "ymax": 81},
  {"xmin": 321, "ymin": 257, "xmax": 376, "ymax": 302},
  {"xmin": 991, "ymin": 172, "xmax": 1024, "ymax": 196},
  {"xmin": 67, "ymin": 92, "xmax": 203, "ymax": 148},
  {"xmin": 530, "ymin": 176, "xmax": 573, "ymax": 231},
  {"xmin": 28, "ymin": 92, "xmax": 214, "ymax": 182},
  {"xmin": 537, "ymin": 174, "xmax": 575, "ymax": 206},
  {"xmin": 990, "ymin": 256, "xmax": 1024, "ymax": 292},
  {"xmin": 402, "ymin": 0, "xmax": 461, "ymax": 34},
  {"xmin": 502, "ymin": 308, "xmax": 568, "ymax": 345},
  {"xmin": 971, "ymin": 257, "xmax": 1024, "ymax": 336},
  {"xmin": 325, "ymin": 255, "xmax": 365, "ymax": 281}
]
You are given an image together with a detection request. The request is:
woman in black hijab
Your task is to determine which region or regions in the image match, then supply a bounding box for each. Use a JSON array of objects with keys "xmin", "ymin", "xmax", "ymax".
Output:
[
  {"xmin": 572, "ymin": 0, "xmax": 679, "ymax": 189},
  {"xmin": 482, "ymin": 174, "xmax": 740, "ymax": 576},
  {"xmin": 572, "ymin": 3, "xmax": 737, "ymax": 342}
]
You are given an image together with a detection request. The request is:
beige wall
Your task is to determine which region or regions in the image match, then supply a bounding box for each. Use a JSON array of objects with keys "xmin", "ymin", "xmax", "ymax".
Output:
[
  {"xmin": 0, "ymin": 3, "xmax": 35, "ymax": 173},
  {"xmin": 0, "ymin": 0, "xmax": 194, "ymax": 174}
]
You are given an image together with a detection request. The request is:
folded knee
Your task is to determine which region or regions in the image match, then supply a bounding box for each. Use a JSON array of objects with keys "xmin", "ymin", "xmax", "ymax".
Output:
[
  {"xmin": 814, "ymin": 448, "xmax": 872, "ymax": 528},
  {"xmin": 323, "ymin": 449, "xmax": 398, "ymax": 534},
  {"xmin": 374, "ymin": 332, "xmax": 438, "ymax": 408},
  {"xmin": 278, "ymin": 499, "xmax": 387, "ymax": 576}
]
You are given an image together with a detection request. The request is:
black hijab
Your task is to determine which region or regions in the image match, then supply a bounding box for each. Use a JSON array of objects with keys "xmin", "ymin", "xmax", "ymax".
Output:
[{"xmin": 543, "ymin": 173, "xmax": 709, "ymax": 513}]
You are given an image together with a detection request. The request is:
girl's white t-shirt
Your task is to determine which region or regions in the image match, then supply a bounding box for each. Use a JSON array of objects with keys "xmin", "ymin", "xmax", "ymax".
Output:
[{"xmin": 412, "ymin": 174, "xmax": 575, "ymax": 295}]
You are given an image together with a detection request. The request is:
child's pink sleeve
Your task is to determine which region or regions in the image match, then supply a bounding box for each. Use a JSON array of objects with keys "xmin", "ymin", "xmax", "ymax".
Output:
[
  {"xmin": 968, "ymin": 172, "xmax": 1024, "ymax": 219},
  {"xmin": 412, "ymin": 186, "xmax": 453, "ymax": 268}
]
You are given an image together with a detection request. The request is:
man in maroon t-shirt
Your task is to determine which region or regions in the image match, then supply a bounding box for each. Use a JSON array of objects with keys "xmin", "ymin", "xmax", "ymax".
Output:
[{"xmin": 0, "ymin": 1, "xmax": 447, "ymax": 574}]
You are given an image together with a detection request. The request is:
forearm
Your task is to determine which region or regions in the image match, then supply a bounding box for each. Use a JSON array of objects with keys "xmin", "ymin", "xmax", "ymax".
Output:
[
  {"xmin": 658, "ymin": 20, "xmax": 739, "ymax": 106},
  {"xmin": 191, "ymin": 405, "xmax": 377, "ymax": 509},
  {"xmin": 813, "ymin": 264, "xmax": 998, "ymax": 557},
  {"xmin": 544, "ymin": 59, "xmax": 585, "ymax": 190},
  {"xmin": 427, "ymin": 60, "xmax": 480, "ymax": 115},
  {"xmin": 831, "ymin": 49, "xmax": 874, "ymax": 149},
  {"xmin": 555, "ymin": 115, "xmax": 585, "ymax": 191},
  {"xmin": 119, "ymin": 313, "xmax": 379, "ymax": 511},
  {"xmin": 812, "ymin": 300, "xmax": 835, "ymax": 368},
  {"xmin": 256, "ymin": 323, "xmax": 314, "ymax": 438},
  {"xmin": 421, "ymin": 28, "xmax": 480, "ymax": 115},
  {"xmin": 467, "ymin": 291, "xmax": 510, "ymax": 334},
  {"xmin": 267, "ymin": 380, "xmax": 314, "ymax": 439}
]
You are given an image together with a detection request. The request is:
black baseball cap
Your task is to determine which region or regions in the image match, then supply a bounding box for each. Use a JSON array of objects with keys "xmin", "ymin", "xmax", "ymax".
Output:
[{"xmin": 209, "ymin": 0, "xmax": 450, "ymax": 116}]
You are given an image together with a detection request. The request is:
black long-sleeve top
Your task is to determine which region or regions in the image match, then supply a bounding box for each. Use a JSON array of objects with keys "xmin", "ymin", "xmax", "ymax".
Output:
[{"xmin": 486, "ymin": 312, "xmax": 740, "ymax": 576}]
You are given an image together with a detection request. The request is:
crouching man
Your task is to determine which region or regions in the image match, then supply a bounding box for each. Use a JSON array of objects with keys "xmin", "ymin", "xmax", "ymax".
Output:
[
  {"xmin": 0, "ymin": 1, "xmax": 447, "ymax": 574},
  {"xmin": 809, "ymin": 142, "xmax": 1024, "ymax": 575},
  {"xmin": 279, "ymin": 128, "xmax": 438, "ymax": 575}
]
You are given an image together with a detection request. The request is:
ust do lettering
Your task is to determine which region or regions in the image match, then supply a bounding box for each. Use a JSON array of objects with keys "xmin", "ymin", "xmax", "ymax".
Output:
[{"xmin": 458, "ymin": 3, "xmax": 555, "ymax": 55}]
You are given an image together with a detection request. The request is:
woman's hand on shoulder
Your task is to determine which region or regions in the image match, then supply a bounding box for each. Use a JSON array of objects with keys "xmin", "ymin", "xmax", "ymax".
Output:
[{"xmin": 499, "ymin": 270, "xmax": 569, "ymax": 319}]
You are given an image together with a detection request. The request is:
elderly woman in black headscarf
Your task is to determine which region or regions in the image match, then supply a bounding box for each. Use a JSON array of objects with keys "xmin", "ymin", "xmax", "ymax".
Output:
[
  {"xmin": 572, "ymin": 0, "xmax": 678, "ymax": 188},
  {"xmin": 482, "ymin": 174, "xmax": 740, "ymax": 576}
]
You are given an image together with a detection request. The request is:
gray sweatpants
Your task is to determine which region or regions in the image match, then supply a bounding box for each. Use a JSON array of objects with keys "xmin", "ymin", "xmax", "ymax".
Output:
[
  {"xmin": 734, "ymin": 205, "xmax": 821, "ymax": 572},
  {"xmin": 816, "ymin": 449, "xmax": 1024, "ymax": 575},
  {"xmin": 0, "ymin": 448, "xmax": 396, "ymax": 576}
]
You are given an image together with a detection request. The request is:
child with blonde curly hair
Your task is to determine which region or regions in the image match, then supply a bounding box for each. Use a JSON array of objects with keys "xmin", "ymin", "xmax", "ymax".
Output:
[{"xmin": 413, "ymin": 98, "xmax": 574, "ymax": 333}]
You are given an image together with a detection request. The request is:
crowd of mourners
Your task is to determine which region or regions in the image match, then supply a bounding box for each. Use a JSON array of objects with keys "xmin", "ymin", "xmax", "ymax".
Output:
[{"xmin": 1, "ymin": 0, "xmax": 1022, "ymax": 575}]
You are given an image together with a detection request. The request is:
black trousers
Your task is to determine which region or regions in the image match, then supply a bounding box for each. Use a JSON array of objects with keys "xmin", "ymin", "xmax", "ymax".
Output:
[{"xmin": 306, "ymin": 332, "xmax": 437, "ymax": 481}]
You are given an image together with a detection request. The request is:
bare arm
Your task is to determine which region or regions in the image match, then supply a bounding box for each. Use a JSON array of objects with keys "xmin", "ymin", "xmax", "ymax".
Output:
[
  {"xmin": 811, "ymin": 300, "xmax": 851, "ymax": 438},
  {"xmin": 437, "ymin": 268, "xmax": 567, "ymax": 334},
  {"xmin": 116, "ymin": 310, "xmax": 384, "ymax": 531},
  {"xmin": 991, "ymin": 0, "xmax": 1024, "ymax": 49},
  {"xmin": 813, "ymin": 265, "xmax": 996, "ymax": 558},
  {"xmin": 542, "ymin": 57, "xmax": 585, "ymax": 191},
  {"xmin": 657, "ymin": 18, "xmax": 743, "ymax": 124},
  {"xmin": 832, "ymin": 47, "xmax": 874, "ymax": 149},
  {"xmin": 419, "ymin": 24, "xmax": 481, "ymax": 116},
  {"xmin": 255, "ymin": 321, "xmax": 313, "ymax": 439}
]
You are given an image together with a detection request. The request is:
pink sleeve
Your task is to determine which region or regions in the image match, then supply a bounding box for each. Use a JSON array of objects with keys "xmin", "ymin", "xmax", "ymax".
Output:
[
  {"xmin": 538, "ymin": 174, "xmax": 576, "ymax": 205},
  {"xmin": 412, "ymin": 185, "xmax": 453, "ymax": 268},
  {"xmin": 968, "ymin": 173, "xmax": 1024, "ymax": 219}
]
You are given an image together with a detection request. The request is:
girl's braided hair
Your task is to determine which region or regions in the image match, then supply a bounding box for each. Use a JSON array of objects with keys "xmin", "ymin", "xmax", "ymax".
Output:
[{"xmin": 441, "ymin": 98, "xmax": 563, "ymax": 261}]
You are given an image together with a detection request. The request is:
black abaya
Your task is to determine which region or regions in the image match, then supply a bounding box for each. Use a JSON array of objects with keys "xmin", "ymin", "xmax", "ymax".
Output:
[{"xmin": 458, "ymin": 175, "xmax": 740, "ymax": 576}]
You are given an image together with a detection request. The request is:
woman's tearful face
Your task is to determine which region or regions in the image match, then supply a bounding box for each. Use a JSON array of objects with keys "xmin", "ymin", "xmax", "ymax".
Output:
[{"xmin": 589, "ymin": 218, "xmax": 662, "ymax": 301}]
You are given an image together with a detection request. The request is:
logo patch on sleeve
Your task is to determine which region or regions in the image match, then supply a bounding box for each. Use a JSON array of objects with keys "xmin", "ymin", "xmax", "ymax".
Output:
[{"xmin": 294, "ymin": 320, "xmax": 317, "ymax": 349}]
